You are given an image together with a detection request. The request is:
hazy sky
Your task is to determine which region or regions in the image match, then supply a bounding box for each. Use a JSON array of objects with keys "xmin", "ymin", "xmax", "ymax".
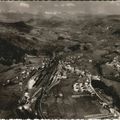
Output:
[{"xmin": 0, "ymin": 1, "xmax": 120, "ymax": 15}]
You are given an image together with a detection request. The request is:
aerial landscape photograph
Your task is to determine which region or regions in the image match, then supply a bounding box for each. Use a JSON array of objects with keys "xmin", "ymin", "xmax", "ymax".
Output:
[{"xmin": 0, "ymin": 1, "xmax": 120, "ymax": 118}]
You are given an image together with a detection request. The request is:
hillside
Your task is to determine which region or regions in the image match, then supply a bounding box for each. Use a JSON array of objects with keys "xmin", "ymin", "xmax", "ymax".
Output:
[{"xmin": 0, "ymin": 14, "xmax": 120, "ymax": 118}]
